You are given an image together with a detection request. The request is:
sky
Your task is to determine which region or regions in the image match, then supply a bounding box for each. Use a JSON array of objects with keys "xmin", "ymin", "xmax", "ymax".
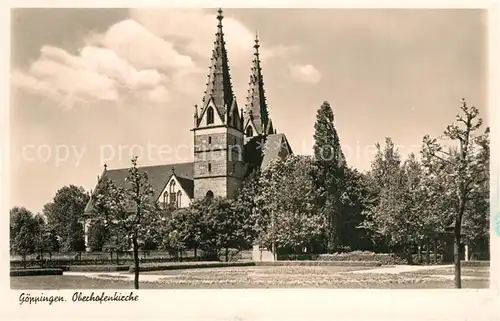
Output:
[{"xmin": 10, "ymin": 8, "xmax": 487, "ymax": 213}]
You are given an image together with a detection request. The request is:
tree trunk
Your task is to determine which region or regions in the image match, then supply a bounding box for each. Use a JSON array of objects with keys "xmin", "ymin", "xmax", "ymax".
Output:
[
  {"xmin": 454, "ymin": 219, "xmax": 462, "ymax": 289},
  {"xmin": 194, "ymin": 247, "xmax": 197, "ymax": 259},
  {"xmin": 417, "ymin": 244, "xmax": 422, "ymax": 263},
  {"xmin": 22, "ymin": 254, "xmax": 27, "ymax": 269},
  {"xmin": 132, "ymin": 233, "xmax": 140, "ymax": 290},
  {"xmin": 425, "ymin": 240, "xmax": 431, "ymax": 265},
  {"xmin": 405, "ymin": 245, "xmax": 413, "ymax": 265},
  {"xmin": 225, "ymin": 247, "xmax": 229, "ymax": 262},
  {"xmin": 433, "ymin": 239, "xmax": 438, "ymax": 264}
]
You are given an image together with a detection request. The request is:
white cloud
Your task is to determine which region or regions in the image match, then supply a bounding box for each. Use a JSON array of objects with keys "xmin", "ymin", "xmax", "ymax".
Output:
[
  {"xmin": 289, "ymin": 64, "xmax": 322, "ymax": 84},
  {"xmin": 12, "ymin": 9, "xmax": 303, "ymax": 109}
]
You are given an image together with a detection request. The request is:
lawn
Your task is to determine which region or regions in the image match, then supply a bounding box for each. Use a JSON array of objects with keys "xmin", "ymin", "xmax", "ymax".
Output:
[
  {"xmin": 10, "ymin": 265, "xmax": 489, "ymax": 289},
  {"xmin": 400, "ymin": 266, "xmax": 489, "ymax": 278}
]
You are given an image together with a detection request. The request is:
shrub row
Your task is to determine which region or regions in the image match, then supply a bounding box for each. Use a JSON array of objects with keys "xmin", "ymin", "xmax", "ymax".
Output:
[
  {"xmin": 66, "ymin": 265, "xmax": 130, "ymax": 272},
  {"xmin": 461, "ymin": 260, "xmax": 490, "ymax": 267},
  {"xmin": 317, "ymin": 251, "xmax": 406, "ymax": 265},
  {"xmin": 256, "ymin": 260, "xmax": 382, "ymax": 267},
  {"xmin": 10, "ymin": 268, "xmax": 63, "ymax": 277},
  {"xmin": 10, "ymin": 256, "xmax": 199, "ymax": 268},
  {"xmin": 129, "ymin": 261, "xmax": 256, "ymax": 272}
]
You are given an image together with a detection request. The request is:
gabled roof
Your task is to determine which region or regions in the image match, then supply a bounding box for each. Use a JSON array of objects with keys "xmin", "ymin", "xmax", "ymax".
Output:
[
  {"xmin": 84, "ymin": 162, "xmax": 193, "ymax": 215},
  {"xmin": 244, "ymin": 133, "xmax": 293, "ymax": 175}
]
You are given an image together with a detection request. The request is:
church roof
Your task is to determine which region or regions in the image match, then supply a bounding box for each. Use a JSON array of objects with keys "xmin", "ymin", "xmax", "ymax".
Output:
[
  {"xmin": 244, "ymin": 34, "xmax": 270, "ymax": 135},
  {"xmin": 199, "ymin": 8, "xmax": 235, "ymax": 123},
  {"xmin": 244, "ymin": 133, "xmax": 293, "ymax": 174},
  {"xmin": 84, "ymin": 162, "xmax": 193, "ymax": 215}
]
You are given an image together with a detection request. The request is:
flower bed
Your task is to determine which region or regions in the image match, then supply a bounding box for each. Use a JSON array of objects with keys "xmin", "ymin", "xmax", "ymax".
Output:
[
  {"xmin": 10, "ymin": 268, "xmax": 63, "ymax": 277},
  {"xmin": 129, "ymin": 261, "xmax": 256, "ymax": 273}
]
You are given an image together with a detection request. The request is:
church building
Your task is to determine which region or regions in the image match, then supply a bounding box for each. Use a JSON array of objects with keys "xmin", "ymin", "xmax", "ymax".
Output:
[{"xmin": 83, "ymin": 9, "xmax": 293, "ymax": 232}]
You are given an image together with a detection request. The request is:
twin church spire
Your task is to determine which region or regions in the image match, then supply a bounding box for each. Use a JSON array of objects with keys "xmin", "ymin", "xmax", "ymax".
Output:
[{"xmin": 196, "ymin": 8, "xmax": 273, "ymax": 137}]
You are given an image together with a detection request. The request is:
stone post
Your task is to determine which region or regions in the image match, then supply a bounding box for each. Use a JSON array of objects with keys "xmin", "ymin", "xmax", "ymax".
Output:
[{"xmin": 83, "ymin": 217, "xmax": 91, "ymax": 252}]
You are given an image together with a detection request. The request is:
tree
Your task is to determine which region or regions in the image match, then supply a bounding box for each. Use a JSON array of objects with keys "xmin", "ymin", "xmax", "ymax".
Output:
[
  {"xmin": 360, "ymin": 139, "xmax": 443, "ymax": 263},
  {"xmin": 233, "ymin": 169, "xmax": 262, "ymax": 247},
  {"xmin": 10, "ymin": 207, "xmax": 41, "ymax": 267},
  {"xmin": 422, "ymin": 98, "xmax": 488, "ymax": 288},
  {"xmin": 258, "ymin": 155, "xmax": 327, "ymax": 253},
  {"xmin": 87, "ymin": 222, "xmax": 108, "ymax": 252},
  {"xmin": 312, "ymin": 101, "xmax": 346, "ymax": 251},
  {"xmin": 164, "ymin": 206, "xmax": 202, "ymax": 259},
  {"xmin": 43, "ymin": 185, "xmax": 89, "ymax": 252},
  {"xmin": 91, "ymin": 156, "xmax": 158, "ymax": 289}
]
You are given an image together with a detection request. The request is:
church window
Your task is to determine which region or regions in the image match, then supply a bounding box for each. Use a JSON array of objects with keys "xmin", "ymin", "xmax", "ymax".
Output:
[
  {"xmin": 233, "ymin": 109, "xmax": 239, "ymax": 128},
  {"xmin": 232, "ymin": 163, "xmax": 236, "ymax": 174},
  {"xmin": 177, "ymin": 191, "xmax": 182, "ymax": 207},
  {"xmin": 246, "ymin": 126, "xmax": 253, "ymax": 137},
  {"xmin": 208, "ymin": 163, "xmax": 212, "ymax": 172},
  {"xmin": 207, "ymin": 107, "xmax": 214, "ymax": 125},
  {"xmin": 163, "ymin": 192, "xmax": 168, "ymax": 207},
  {"xmin": 208, "ymin": 136, "xmax": 212, "ymax": 144},
  {"xmin": 169, "ymin": 180, "xmax": 176, "ymax": 205},
  {"xmin": 206, "ymin": 190, "xmax": 214, "ymax": 200}
]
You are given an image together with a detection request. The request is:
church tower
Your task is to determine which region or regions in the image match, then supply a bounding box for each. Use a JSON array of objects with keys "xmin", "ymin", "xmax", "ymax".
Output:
[
  {"xmin": 192, "ymin": 9, "xmax": 245, "ymax": 199},
  {"xmin": 243, "ymin": 33, "xmax": 274, "ymax": 139}
]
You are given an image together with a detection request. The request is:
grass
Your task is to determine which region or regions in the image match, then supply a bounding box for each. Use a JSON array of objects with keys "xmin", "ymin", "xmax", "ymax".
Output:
[{"xmin": 10, "ymin": 265, "xmax": 489, "ymax": 289}]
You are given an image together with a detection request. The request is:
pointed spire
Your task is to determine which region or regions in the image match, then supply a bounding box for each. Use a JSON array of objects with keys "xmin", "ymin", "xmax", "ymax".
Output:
[
  {"xmin": 244, "ymin": 32, "xmax": 270, "ymax": 135},
  {"xmin": 200, "ymin": 8, "xmax": 234, "ymax": 122}
]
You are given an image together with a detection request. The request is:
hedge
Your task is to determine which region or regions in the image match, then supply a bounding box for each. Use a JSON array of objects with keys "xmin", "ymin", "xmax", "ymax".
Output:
[
  {"xmin": 66, "ymin": 265, "xmax": 130, "ymax": 272},
  {"xmin": 129, "ymin": 261, "xmax": 256, "ymax": 272},
  {"xmin": 461, "ymin": 260, "xmax": 490, "ymax": 267},
  {"xmin": 255, "ymin": 260, "xmax": 382, "ymax": 267},
  {"xmin": 317, "ymin": 251, "xmax": 406, "ymax": 265},
  {"xmin": 10, "ymin": 256, "xmax": 199, "ymax": 268},
  {"xmin": 10, "ymin": 268, "xmax": 63, "ymax": 277}
]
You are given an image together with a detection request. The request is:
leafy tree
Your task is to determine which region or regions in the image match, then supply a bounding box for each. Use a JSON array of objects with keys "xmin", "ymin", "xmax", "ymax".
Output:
[
  {"xmin": 258, "ymin": 155, "xmax": 327, "ymax": 253},
  {"xmin": 422, "ymin": 98, "xmax": 488, "ymax": 288},
  {"xmin": 10, "ymin": 207, "xmax": 41, "ymax": 267},
  {"xmin": 87, "ymin": 222, "xmax": 108, "ymax": 252},
  {"xmin": 233, "ymin": 169, "xmax": 262, "ymax": 247},
  {"xmin": 312, "ymin": 101, "xmax": 346, "ymax": 251},
  {"xmin": 339, "ymin": 167, "xmax": 373, "ymax": 251},
  {"xmin": 164, "ymin": 206, "xmax": 202, "ymax": 258},
  {"xmin": 91, "ymin": 156, "xmax": 158, "ymax": 289},
  {"xmin": 463, "ymin": 128, "xmax": 489, "ymax": 259},
  {"xmin": 43, "ymin": 185, "xmax": 89, "ymax": 252}
]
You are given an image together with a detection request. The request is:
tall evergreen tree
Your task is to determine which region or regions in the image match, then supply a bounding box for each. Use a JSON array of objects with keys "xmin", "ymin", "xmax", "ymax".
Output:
[{"xmin": 312, "ymin": 101, "xmax": 346, "ymax": 252}]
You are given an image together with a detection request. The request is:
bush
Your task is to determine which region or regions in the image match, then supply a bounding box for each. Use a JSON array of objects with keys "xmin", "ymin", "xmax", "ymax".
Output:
[
  {"xmin": 66, "ymin": 265, "xmax": 130, "ymax": 272},
  {"xmin": 461, "ymin": 260, "xmax": 490, "ymax": 267},
  {"xmin": 277, "ymin": 254, "xmax": 319, "ymax": 261},
  {"xmin": 255, "ymin": 260, "xmax": 382, "ymax": 267},
  {"xmin": 218, "ymin": 249, "xmax": 242, "ymax": 262},
  {"xmin": 129, "ymin": 261, "xmax": 255, "ymax": 272},
  {"xmin": 10, "ymin": 268, "xmax": 63, "ymax": 277},
  {"xmin": 317, "ymin": 251, "xmax": 405, "ymax": 265}
]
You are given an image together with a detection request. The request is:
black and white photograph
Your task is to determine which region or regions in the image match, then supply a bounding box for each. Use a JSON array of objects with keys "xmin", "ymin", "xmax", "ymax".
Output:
[{"xmin": 7, "ymin": 7, "xmax": 492, "ymax": 293}]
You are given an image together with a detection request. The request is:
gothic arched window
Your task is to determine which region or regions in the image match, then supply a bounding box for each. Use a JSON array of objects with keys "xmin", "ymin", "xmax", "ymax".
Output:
[
  {"xmin": 177, "ymin": 190, "xmax": 182, "ymax": 207},
  {"xmin": 207, "ymin": 107, "xmax": 214, "ymax": 125},
  {"xmin": 206, "ymin": 190, "xmax": 214, "ymax": 200},
  {"xmin": 246, "ymin": 126, "xmax": 253, "ymax": 137},
  {"xmin": 169, "ymin": 180, "xmax": 176, "ymax": 205}
]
